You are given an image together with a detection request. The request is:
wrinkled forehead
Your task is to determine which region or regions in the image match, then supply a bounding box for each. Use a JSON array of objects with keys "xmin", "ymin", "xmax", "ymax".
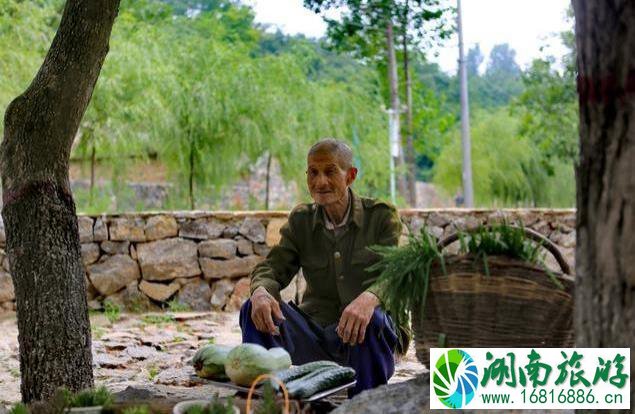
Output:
[{"xmin": 307, "ymin": 149, "xmax": 345, "ymax": 170}]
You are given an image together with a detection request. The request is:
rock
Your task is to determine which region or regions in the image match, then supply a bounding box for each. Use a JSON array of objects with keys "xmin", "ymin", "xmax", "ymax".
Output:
[
  {"xmin": 407, "ymin": 217, "xmax": 425, "ymax": 236},
  {"xmin": 88, "ymin": 299, "xmax": 102, "ymax": 311},
  {"xmin": 78, "ymin": 216, "xmax": 94, "ymax": 243},
  {"xmin": 333, "ymin": 376, "xmax": 429, "ymax": 414},
  {"xmin": 200, "ymin": 255, "xmax": 263, "ymax": 280},
  {"xmin": 516, "ymin": 211, "xmax": 541, "ymax": 227},
  {"xmin": 209, "ymin": 279, "xmax": 235, "ymax": 310},
  {"xmin": 532, "ymin": 220, "xmax": 552, "ymax": 236},
  {"xmin": 85, "ymin": 275, "xmax": 99, "ymax": 301},
  {"xmin": 222, "ymin": 224, "xmax": 239, "ymax": 238},
  {"xmin": 176, "ymin": 279, "xmax": 213, "ymax": 311},
  {"xmin": 88, "ymin": 255, "xmax": 140, "ymax": 296},
  {"xmin": 563, "ymin": 215, "xmax": 576, "ymax": 229},
  {"xmin": 426, "ymin": 212, "xmax": 449, "ymax": 228},
  {"xmin": 108, "ymin": 280, "xmax": 158, "ymax": 312},
  {"xmin": 110, "ymin": 217, "xmax": 147, "ymax": 242},
  {"xmin": 113, "ymin": 385, "xmax": 166, "ymax": 402},
  {"xmin": 174, "ymin": 277, "xmax": 191, "ymax": 287},
  {"xmin": 239, "ymin": 218, "xmax": 266, "ymax": 243},
  {"xmin": 0, "ymin": 217, "xmax": 5, "ymax": 244},
  {"xmin": 101, "ymin": 240, "xmax": 131, "ymax": 255},
  {"xmin": 0, "ymin": 271, "xmax": 15, "ymax": 302},
  {"xmin": 139, "ymin": 280, "xmax": 181, "ymax": 302},
  {"xmin": 429, "ymin": 226, "xmax": 444, "ymax": 240},
  {"xmin": 81, "ymin": 243, "xmax": 101, "ymax": 266},
  {"xmin": 198, "ymin": 239, "xmax": 237, "ymax": 259},
  {"xmin": 179, "ymin": 219, "xmax": 225, "ymax": 240},
  {"xmin": 337, "ymin": 373, "xmax": 573, "ymax": 414},
  {"xmin": 111, "ymin": 384, "xmax": 234, "ymax": 403},
  {"xmin": 145, "ymin": 215, "xmax": 178, "ymax": 241},
  {"xmin": 126, "ymin": 345, "xmax": 159, "ymax": 360},
  {"xmin": 225, "ymin": 277, "xmax": 251, "ymax": 311},
  {"xmin": 130, "ymin": 244, "xmax": 137, "ymax": 260},
  {"xmin": 154, "ymin": 368, "xmax": 204, "ymax": 386},
  {"xmin": 265, "ymin": 218, "xmax": 286, "ymax": 246},
  {"xmin": 550, "ymin": 231, "xmax": 576, "ymax": 248},
  {"xmin": 93, "ymin": 216, "xmax": 109, "ymax": 241},
  {"xmin": 236, "ymin": 237, "xmax": 253, "ymax": 256},
  {"xmin": 253, "ymin": 243, "xmax": 271, "ymax": 257},
  {"xmin": 2, "ymin": 255, "xmax": 10, "ymax": 272},
  {"xmin": 486, "ymin": 210, "xmax": 509, "ymax": 224},
  {"xmin": 137, "ymin": 238, "xmax": 200, "ymax": 281},
  {"xmin": 93, "ymin": 353, "xmax": 132, "ymax": 369}
]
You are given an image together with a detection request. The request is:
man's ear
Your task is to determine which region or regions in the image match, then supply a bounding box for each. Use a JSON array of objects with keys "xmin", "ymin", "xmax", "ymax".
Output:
[{"xmin": 347, "ymin": 167, "xmax": 358, "ymax": 184}]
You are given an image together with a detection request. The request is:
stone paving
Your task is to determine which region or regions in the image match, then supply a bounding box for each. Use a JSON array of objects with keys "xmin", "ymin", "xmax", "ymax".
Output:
[{"xmin": 0, "ymin": 311, "xmax": 426, "ymax": 406}]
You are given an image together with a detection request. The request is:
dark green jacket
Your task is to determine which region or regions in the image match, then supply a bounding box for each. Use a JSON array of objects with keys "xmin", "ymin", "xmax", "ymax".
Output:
[{"xmin": 250, "ymin": 189, "xmax": 402, "ymax": 327}]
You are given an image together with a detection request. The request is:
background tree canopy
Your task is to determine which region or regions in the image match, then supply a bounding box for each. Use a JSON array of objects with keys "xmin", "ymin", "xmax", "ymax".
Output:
[{"xmin": 0, "ymin": 0, "xmax": 577, "ymax": 210}]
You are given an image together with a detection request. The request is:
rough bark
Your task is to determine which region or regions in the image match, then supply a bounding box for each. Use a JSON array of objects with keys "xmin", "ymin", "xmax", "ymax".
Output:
[
  {"xmin": 386, "ymin": 21, "xmax": 408, "ymax": 201},
  {"xmin": 0, "ymin": 0, "xmax": 121, "ymax": 402},
  {"xmin": 573, "ymin": 1, "xmax": 634, "ymax": 413}
]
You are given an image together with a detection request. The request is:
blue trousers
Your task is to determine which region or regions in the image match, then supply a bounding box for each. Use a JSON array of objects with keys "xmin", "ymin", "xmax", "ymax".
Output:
[{"xmin": 239, "ymin": 299, "xmax": 397, "ymax": 397}]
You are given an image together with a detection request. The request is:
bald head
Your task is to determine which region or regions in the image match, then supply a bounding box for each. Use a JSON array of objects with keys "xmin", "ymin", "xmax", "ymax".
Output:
[{"xmin": 307, "ymin": 138, "xmax": 354, "ymax": 170}]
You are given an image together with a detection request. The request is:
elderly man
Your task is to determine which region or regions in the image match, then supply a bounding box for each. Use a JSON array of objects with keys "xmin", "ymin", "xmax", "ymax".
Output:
[{"xmin": 239, "ymin": 138, "xmax": 403, "ymax": 396}]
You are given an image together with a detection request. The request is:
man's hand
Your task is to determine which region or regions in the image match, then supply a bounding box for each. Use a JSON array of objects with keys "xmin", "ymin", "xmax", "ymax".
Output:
[
  {"xmin": 250, "ymin": 286, "xmax": 285, "ymax": 335},
  {"xmin": 336, "ymin": 291, "xmax": 380, "ymax": 345}
]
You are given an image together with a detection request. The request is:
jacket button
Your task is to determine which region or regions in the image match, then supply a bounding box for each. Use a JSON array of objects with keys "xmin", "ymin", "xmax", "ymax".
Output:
[{"xmin": 334, "ymin": 251, "xmax": 341, "ymax": 259}]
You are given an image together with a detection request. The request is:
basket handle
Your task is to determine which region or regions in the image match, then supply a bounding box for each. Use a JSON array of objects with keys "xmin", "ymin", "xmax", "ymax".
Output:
[
  {"xmin": 246, "ymin": 373, "xmax": 291, "ymax": 414},
  {"xmin": 437, "ymin": 225, "xmax": 572, "ymax": 275}
]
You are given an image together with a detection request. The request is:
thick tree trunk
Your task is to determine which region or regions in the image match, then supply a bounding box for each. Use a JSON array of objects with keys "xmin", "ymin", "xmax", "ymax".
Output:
[
  {"xmin": 386, "ymin": 21, "xmax": 408, "ymax": 201},
  {"xmin": 573, "ymin": 1, "xmax": 634, "ymax": 413},
  {"xmin": 401, "ymin": 6, "xmax": 417, "ymax": 207},
  {"xmin": 0, "ymin": 0, "xmax": 120, "ymax": 402}
]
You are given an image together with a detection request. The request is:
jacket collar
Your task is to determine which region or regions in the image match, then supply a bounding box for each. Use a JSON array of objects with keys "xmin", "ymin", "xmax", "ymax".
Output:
[{"xmin": 312, "ymin": 188, "xmax": 363, "ymax": 231}]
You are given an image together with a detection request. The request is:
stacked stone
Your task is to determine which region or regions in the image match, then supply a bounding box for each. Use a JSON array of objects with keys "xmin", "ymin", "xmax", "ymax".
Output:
[
  {"xmin": 0, "ymin": 209, "xmax": 577, "ymax": 313},
  {"xmin": 399, "ymin": 209, "xmax": 577, "ymax": 272}
]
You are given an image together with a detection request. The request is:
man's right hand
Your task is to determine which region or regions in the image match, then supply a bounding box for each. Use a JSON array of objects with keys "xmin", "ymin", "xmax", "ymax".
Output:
[{"xmin": 250, "ymin": 286, "xmax": 286, "ymax": 335}]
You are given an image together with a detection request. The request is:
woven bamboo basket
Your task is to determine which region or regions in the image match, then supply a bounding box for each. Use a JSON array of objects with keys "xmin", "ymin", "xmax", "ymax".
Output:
[{"xmin": 412, "ymin": 226, "xmax": 575, "ymax": 367}]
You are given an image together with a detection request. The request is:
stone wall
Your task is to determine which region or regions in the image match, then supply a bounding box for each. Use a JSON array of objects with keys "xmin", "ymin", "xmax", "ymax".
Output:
[{"xmin": 0, "ymin": 209, "xmax": 576, "ymax": 313}]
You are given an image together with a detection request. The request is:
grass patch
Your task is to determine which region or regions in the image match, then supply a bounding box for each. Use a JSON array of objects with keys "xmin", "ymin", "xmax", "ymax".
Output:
[
  {"xmin": 103, "ymin": 300, "xmax": 121, "ymax": 324},
  {"xmin": 141, "ymin": 314, "xmax": 175, "ymax": 326}
]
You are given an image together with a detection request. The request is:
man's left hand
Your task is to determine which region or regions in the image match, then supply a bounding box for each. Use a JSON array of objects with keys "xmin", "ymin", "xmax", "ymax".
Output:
[{"xmin": 336, "ymin": 291, "xmax": 380, "ymax": 345}]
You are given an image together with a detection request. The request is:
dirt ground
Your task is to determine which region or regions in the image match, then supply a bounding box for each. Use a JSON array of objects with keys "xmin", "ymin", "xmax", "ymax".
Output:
[{"xmin": 0, "ymin": 311, "xmax": 426, "ymax": 406}]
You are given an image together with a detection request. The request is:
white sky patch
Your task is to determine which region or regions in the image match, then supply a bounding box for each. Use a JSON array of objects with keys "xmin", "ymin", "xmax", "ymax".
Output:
[{"xmin": 246, "ymin": 0, "xmax": 572, "ymax": 74}]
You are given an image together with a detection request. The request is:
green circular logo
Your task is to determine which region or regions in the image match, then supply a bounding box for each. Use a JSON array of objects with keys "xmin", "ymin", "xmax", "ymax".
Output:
[{"xmin": 433, "ymin": 349, "xmax": 479, "ymax": 409}]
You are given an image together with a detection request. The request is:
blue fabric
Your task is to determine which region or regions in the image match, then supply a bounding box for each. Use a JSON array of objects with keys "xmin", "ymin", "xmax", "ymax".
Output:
[{"xmin": 239, "ymin": 299, "xmax": 398, "ymax": 397}]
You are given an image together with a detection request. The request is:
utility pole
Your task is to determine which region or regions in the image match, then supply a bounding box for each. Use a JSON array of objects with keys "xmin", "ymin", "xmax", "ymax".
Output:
[
  {"xmin": 457, "ymin": 0, "xmax": 474, "ymax": 207},
  {"xmin": 386, "ymin": 108, "xmax": 400, "ymax": 205}
]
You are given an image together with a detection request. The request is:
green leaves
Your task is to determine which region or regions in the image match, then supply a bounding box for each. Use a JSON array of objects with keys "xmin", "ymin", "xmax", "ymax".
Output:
[{"xmin": 367, "ymin": 228, "xmax": 444, "ymax": 344}]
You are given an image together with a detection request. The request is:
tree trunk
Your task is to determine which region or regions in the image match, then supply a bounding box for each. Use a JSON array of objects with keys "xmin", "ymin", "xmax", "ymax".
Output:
[
  {"xmin": 386, "ymin": 21, "xmax": 407, "ymax": 201},
  {"xmin": 90, "ymin": 137, "xmax": 96, "ymax": 204},
  {"xmin": 401, "ymin": 2, "xmax": 417, "ymax": 207},
  {"xmin": 265, "ymin": 152, "xmax": 272, "ymax": 210},
  {"xmin": 0, "ymin": 0, "xmax": 121, "ymax": 402},
  {"xmin": 189, "ymin": 132, "xmax": 195, "ymax": 210},
  {"xmin": 573, "ymin": 1, "xmax": 634, "ymax": 413}
]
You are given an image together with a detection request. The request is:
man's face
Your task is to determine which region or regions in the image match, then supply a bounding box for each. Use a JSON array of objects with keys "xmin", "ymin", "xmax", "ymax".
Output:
[{"xmin": 306, "ymin": 151, "xmax": 357, "ymax": 206}]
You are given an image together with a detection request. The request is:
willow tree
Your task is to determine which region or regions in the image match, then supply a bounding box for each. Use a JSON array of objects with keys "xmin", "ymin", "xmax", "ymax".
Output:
[
  {"xmin": 573, "ymin": 1, "xmax": 634, "ymax": 412},
  {"xmin": 0, "ymin": 0, "xmax": 120, "ymax": 402}
]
